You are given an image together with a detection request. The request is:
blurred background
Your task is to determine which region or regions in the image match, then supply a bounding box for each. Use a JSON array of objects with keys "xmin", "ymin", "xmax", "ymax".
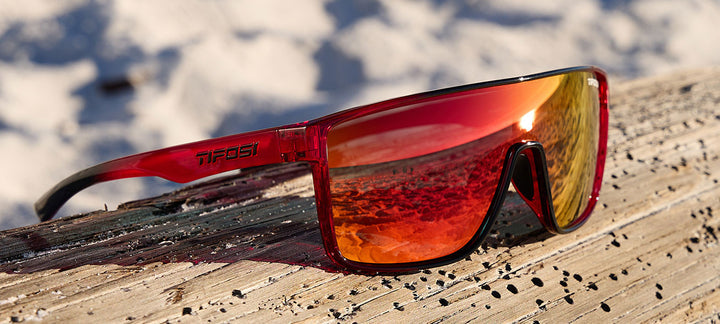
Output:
[{"xmin": 1, "ymin": 0, "xmax": 719, "ymax": 230}]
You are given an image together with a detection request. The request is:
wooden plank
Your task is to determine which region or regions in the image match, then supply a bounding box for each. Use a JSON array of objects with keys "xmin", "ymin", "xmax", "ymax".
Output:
[{"xmin": 1, "ymin": 68, "xmax": 720, "ymax": 322}]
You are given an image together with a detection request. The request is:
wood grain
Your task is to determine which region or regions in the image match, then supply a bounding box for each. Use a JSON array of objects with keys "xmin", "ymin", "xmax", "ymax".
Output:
[{"xmin": 1, "ymin": 68, "xmax": 720, "ymax": 323}]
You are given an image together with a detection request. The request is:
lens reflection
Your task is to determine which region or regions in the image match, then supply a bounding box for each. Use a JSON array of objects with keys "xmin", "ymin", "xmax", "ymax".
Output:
[
  {"xmin": 327, "ymin": 76, "xmax": 563, "ymax": 264},
  {"xmin": 529, "ymin": 72, "xmax": 600, "ymax": 228},
  {"xmin": 330, "ymin": 133, "xmax": 510, "ymax": 264}
]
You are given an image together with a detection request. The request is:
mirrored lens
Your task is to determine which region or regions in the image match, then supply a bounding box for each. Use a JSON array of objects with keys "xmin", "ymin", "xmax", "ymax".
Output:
[
  {"xmin": 326, "ymin": 75, "xmax": 565, "ymax": 264},
  {"xmin": 530, "ymin": 72, "xmax": 600, "ymax": 228}
]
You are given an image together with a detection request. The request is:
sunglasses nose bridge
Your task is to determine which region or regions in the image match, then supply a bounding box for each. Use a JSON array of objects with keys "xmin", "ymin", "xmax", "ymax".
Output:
[
  {"xmin": 507, "ymin": 142, "xmax": 557, "ymax": 232},
  {"xmin": 511, "ymin": 153, "xmax": 535, "ymax": 200}
]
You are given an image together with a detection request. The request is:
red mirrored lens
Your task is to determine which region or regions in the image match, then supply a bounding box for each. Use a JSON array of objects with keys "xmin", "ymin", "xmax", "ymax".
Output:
[{"xmin": 326, "ymin": 75, "xmax": 564, "ymax": 264}]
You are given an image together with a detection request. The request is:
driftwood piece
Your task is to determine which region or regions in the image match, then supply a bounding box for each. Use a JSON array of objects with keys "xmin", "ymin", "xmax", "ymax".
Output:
[{"xmin": 2, "ymin": 68, "xmax": 720, "ymax": 323}]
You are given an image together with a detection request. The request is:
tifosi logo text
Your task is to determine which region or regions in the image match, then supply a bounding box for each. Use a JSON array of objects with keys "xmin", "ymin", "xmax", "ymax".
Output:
[
  {"xmin": 196, "ymin": 142, "xmax": 258, "ymax": 166},
  {"xmin": 587, "ymin": 78, "xmax": 599, "ymax": 88}
]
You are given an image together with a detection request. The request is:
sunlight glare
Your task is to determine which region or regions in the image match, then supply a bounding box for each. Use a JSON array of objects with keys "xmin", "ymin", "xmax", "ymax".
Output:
[{"xmin": 519, "ymin": 109, "xmax": 536, "ymax": 131}]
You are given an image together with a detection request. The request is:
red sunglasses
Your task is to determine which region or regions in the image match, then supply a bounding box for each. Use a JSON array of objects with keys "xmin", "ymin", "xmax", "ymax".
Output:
[{"xmin": 36, "ymin": 66, "xmax": 608, "ymax": 273}]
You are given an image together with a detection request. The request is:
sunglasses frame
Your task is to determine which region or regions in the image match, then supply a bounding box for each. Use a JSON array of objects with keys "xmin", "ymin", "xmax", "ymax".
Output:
[{"xmin": 36, "ymin": 66, "xmax": 608, "ymax": 273}]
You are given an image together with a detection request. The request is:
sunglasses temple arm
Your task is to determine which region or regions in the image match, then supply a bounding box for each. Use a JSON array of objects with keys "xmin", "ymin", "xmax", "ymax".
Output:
[{"xmin": 34, "ymin": 125, "xmax": 319, "ymax": 222}]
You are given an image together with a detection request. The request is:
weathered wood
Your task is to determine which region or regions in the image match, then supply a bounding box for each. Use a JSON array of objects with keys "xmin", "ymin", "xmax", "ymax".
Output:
[{"xmin": 1, "ymin": 68, "xmax": 720, "ymax": 323}]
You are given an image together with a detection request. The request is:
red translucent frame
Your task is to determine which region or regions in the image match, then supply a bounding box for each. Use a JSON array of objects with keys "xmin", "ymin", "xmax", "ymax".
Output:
[{"xmin": 36, "ymin": 66, "xmax": 609, "ymax": 273}]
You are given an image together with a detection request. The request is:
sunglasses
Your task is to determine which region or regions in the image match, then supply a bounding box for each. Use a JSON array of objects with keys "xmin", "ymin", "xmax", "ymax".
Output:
[{"xmin": 36, "ymin": 66, "xmax": 608, "ymax": 273}]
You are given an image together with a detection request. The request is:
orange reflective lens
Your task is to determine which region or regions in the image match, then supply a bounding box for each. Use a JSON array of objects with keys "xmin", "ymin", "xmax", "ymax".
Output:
[
  {"xmin": 531, "ymin": 74, "xmax": 600, "ymax": 228},
  {"xmin": 326, "ymin": 71, "xmax": 602, "ymax": 264}
]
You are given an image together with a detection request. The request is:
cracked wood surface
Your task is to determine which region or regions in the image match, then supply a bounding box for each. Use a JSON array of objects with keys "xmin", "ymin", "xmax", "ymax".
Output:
[{"xmin": 1, "ymin": 68, "xmax": 720, "ymax": 323}]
